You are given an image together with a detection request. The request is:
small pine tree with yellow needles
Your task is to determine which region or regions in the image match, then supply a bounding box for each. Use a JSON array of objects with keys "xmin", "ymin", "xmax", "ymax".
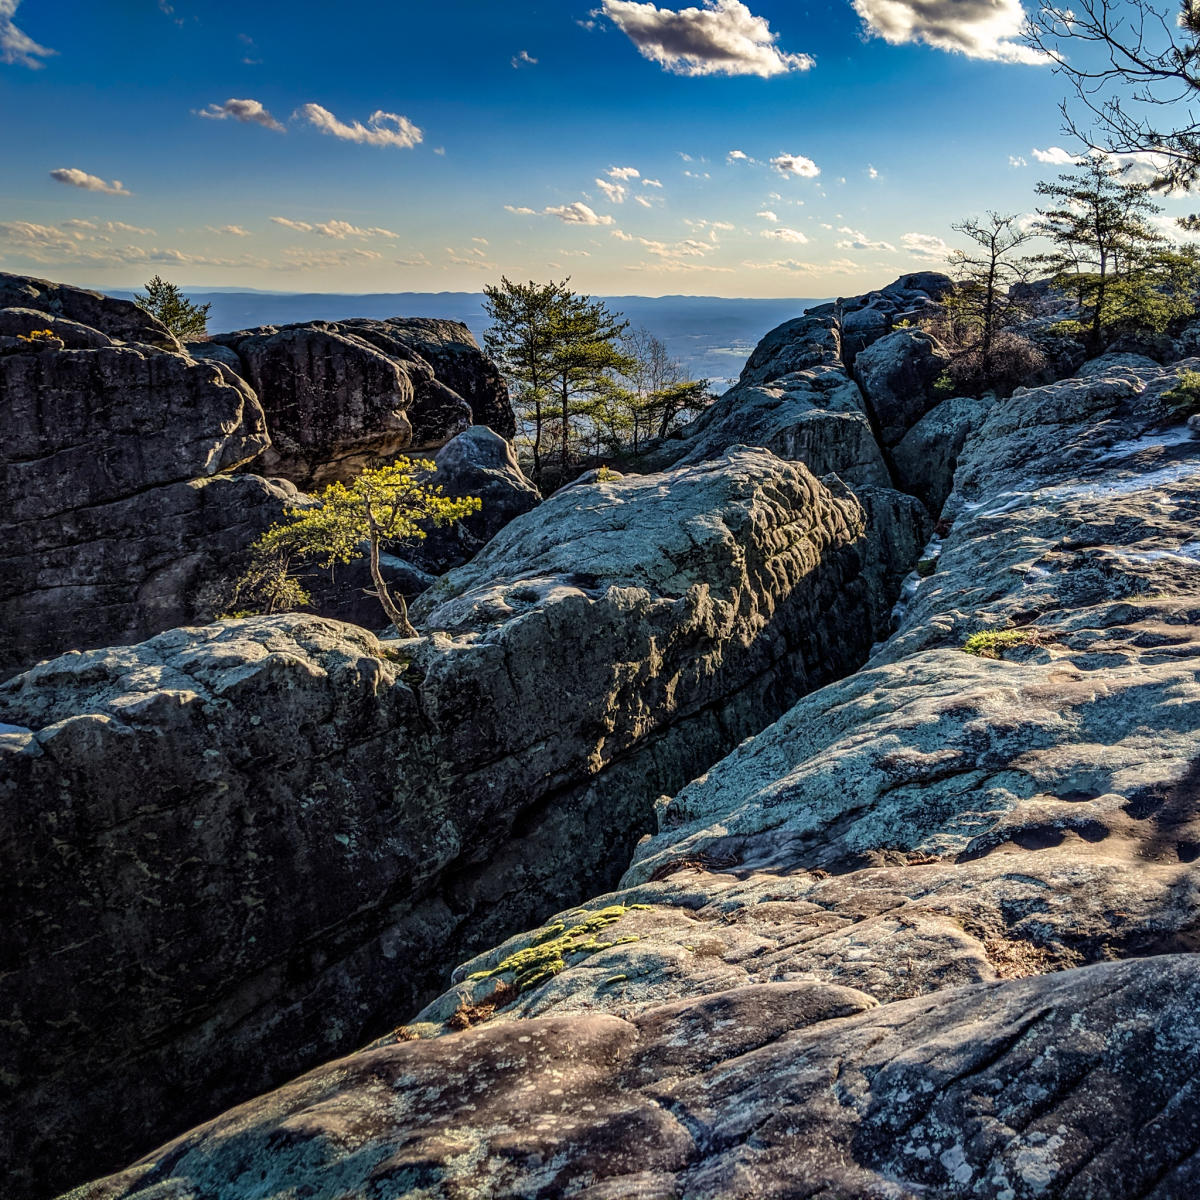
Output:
[{"xmin": 242, "ymin": 458, "xmax": 480, "ymax": 638}]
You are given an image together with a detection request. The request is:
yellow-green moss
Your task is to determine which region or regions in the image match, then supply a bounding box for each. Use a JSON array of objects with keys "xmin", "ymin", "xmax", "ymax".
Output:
[{"xmin": 962, "ymin": 627, "xmax": 1042, "ymax": 659}]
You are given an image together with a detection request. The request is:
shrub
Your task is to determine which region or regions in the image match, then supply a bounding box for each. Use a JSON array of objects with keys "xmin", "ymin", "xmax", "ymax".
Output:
[{"xmin": 1162, "ymin": 370, "xmax": 1200, "ymax": 417}]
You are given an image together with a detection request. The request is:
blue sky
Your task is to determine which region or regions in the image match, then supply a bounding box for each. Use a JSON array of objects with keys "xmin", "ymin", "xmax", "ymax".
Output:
[{"xmin": 1, "ymin": 0, "xmax": 1194, "ymax": 296}]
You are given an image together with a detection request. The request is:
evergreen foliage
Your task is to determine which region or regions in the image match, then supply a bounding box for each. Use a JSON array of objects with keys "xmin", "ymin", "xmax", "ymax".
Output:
[{"xmin": 133, "ymin": 275, "xmax": 212, "ymax": 341}]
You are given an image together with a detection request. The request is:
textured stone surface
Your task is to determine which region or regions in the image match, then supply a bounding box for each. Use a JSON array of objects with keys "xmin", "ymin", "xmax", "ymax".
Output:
[
  {"xmin": 403, "ymin": 425, "xmax": 541, "ymax": 574},
  {"xmin": 0, "ymin": 448, "xmax": 919, "ymax": 1198},
  {"xmin": 74, "ymin": 956, "xmax": 1200, "ymax": 1200},
  {"xmin": 891, "ymin": 393, "xmax": 991, "ymax": 513},
  {"xmin": 853, "ymin": 327, "xmax": 951, "ymax": 446},
  {"xmin": 205, "ymin": 317, "xmax": 512, "ymax": 486},
  {"xmin": 639, "ymin": 313, "xmax": 890, "ymax": 489},
  {"xmin": 0, "ymin": 285, "xmax": 273, "ymax": 678}
]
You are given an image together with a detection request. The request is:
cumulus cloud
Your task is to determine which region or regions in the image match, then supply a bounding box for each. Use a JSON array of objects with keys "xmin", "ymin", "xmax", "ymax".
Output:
[
  {"xmin": 208, "ymin": 224, "xmax": 252, "ymax": 236},
  {"xmin": 756, "ymin": 209, "xmax": 777, "ymax": 221},
  {"xmin": 763, "ymin": 227, "xmax": 808, "ymax": 244},
  {"xmin": 197, "ymin": 98, "xmax": 285, "ymax": 132},
  {"xmin": 901, "ymin": 231, "xmax": 951, "ymax": 259},
  {"xmin": 608, "ymin": 166, "xmax": 640, "ymax": 180},
  {"xmin": 852, "ymin": 0, "xmax": 1045, "ymax": 64},
  {"xmin": 270, "ymin": 216, "xmax": 398, "ymax": 239},
  {"xmin": 596, "ymin": 178, "xmax": 627, "ymax": 203},
  {"xmin": 511, "ymin": 49, "xmax": 537, "ymax": 68},
  {"xmin": 49, "ymin": 168, "xmax": 130, "ymax": 196},
  {"xmin": 770, "ymin": 152, "xmax": 819, "ymax": 178},
  {"xmin": 836, "ymin": 226, "xmax": 897, "ymax": 252},
  {"xmin": 601, "ymin": 0, "xmax": 813, "ymax": 77},
  {"xmin": 1032, "ymin": 145, "xmax": 1083, "ymax": 165},
  {"xmin": 643, "ymin": 178, "xmax": 663, "ymax": 187},
  {"xmin": 294, "ymin": 103, "xmax": 422, "ymax": 149},
  {"xmin": 727, "ymin": 149, "xmax": 754, "ymax": 164},
  {"xmin": 0, "ymin": 0, "xmax": 54, "ymax": 68},
  {"xmin": 506, "ymin": 202, "xmax": 614, "ymax": 225},
  {"xmin": 1009, "ymin": 154, "xmax": 1028, "ymax": 168},
  {"xmin": 868, "ymin": 165, "xmax": 879, "ymax": 179}
]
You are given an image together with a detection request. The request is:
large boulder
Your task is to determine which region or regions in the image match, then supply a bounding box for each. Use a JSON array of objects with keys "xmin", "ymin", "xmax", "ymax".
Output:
[
  {"xmin": 0, "ymin": 286, "xmax": 275, "ymax": 678},
  {"xmin": 0, "ymin": 448, "xmax": 924, "ymax": 1198},
  {"xmin": 74, "ymin": 956, "xmax": 1200, "ymax": 1200},
  {"xmin": 837, "ymin": 271, "xmax": 953, "ymax": 362},
  {"xmin": 639, "ymin": 313, "xmax": 890, "ymax": 489},
  {"xmin": 203, "ymin": 317, "xmax": 513, "ymax": 488},
  {"xmin": 891, "ymin": 392, "xmax": 991, "ymax": 513},
  {"xmin": 853, "ymin": 327, "xmax": 952, "ymax": 445},
  {"xmin": 404, "ymin": 425, "xmax": 541, "ymax": 574}
]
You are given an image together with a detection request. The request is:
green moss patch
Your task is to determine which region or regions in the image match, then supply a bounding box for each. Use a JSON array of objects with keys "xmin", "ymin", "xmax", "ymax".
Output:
[{"xmin": 962, "ymin": 627, "xmax": 1044, "ymax": 659}]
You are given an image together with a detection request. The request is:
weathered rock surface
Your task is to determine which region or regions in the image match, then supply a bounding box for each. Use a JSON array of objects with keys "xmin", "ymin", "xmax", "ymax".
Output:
[
  {"xmin": 0, "ymin": 448, "xmax": 921, "ymax": 1198},
  {"xmin": 853, "ymin": 327, "xmax": 952, "ymax": 445},
  {"xmin": 403, "ymin": 425, "xmax": 541, "ymax": 574},
  {"xmin": 891, "ymin": 392, "xmax": 991, "ymax": 513},
  {"xmin": 74, "ymin": 955, "xmax": 1200, "ymax": 1200},
  {"xmin": 0, "ymin": 282, "xmax": 274, "ymax": 678},
  {"xmin": 638, "ymin": 314, "xmax": 890, "ymax": 489},
  {"xmin": 203, "ymin": 317, "xmax": 512, "ymax": 487},
  {"xmin": 835, "ymin": 270, "xmax": 954, "ymax": 363}
]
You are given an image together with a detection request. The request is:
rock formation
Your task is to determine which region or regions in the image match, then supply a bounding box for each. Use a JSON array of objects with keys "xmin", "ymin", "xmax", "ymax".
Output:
[
  {"xmin": 200, "ymin": 317, "xmax": 510, "ymax": 487},
  {"xmin": 0, "ymin": 448, "xmax": 922, "ymax": 1198},
  {"xmin": 0, "ymin": 274, "xmax": 519, "ymax": 679},
  {"xmin": 67, "ymin": 340, "xmax": 1200, "ymax": 1200}
]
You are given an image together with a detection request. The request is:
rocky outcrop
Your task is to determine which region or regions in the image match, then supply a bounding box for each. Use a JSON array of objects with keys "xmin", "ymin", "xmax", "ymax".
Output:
[
  {"xmin": 0, "ymin": 282, "xmax": 275, "ymax": 678},
  {"xmin": 853, "ymin": 327, "xmax": 952, "ymax": 445},
  {"xmin": 830, "ymin": 270, "xmax": 954, "ymax": 363},
  {"xmin": 891, "ymin": 392, "xmax": 992, "ymax": 513},
  {"xmin": 202, "ymin": 317, "xmax": 512, "ymax": 487},
  {"xmin": 639, "ymin": 313, "xmax": 890, "ymax": 489},
  {"xmin": 81, "ymin": 353, "xmax": 1200, "ymax": 1199},
  {"xmin": 76, "ymin": 956, "xmax": 1200, "ymax": 1200},
  {"xmin": 402, "ymin": 425, "xmax": 541, "ymax": 574},
  {"xmin": 0, "ymin": 448, "xmax": 923, "ymax": 1198}
]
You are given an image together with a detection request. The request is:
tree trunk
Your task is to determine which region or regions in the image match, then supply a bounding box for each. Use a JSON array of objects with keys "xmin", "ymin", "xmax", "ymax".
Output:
[{"xmin": 368, "ymin": 523, "xmax": 417, "ymax": 639}]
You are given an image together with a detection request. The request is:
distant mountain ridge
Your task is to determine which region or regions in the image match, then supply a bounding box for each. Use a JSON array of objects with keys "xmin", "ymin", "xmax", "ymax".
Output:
[{"xmin": 109, "ymin": 290, "xmax": 827, "ymax": 389}]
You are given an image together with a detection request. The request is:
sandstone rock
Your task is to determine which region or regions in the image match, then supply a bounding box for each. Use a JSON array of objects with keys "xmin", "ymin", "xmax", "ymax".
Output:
[
  {"xmin": 853, "ymin": 327, "xmax": 952, "ymax": 445},
  {"xmin": 206, "ymin": 317, "xmax": 513, "ymax": 487},
  {"xmin": 891, "ymin": 393, "xmax": 991, "ymax": 513},
  {"xmin": 638, "ymin": 313, "xmax": 890, "ymax": 489},
  {"xmin": 0, "ymin": 271, "xmax": 178, "ymax": 351},
  {"xmin": 0, "ymin": 285, "xmax": 273, "ymax": 678},
  {"xmin": 837, "ymin": 272, "xmax": 953, "ymax": 362},
  {"xmin": 0, "ymin": 448, "xmax": 919, "ymax": 1198},
  {"xmin": 403, "ymin": 425, "xmax": 541, "ymax": 574},
  {"xmin": 74, "ymin": 956, "xmax": 1200, "ymax": 1200}
]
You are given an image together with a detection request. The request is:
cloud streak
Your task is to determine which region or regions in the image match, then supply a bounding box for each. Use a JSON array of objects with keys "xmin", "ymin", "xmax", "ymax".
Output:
[
  {"xmin": 198, "ymin": 98, "xmax": 285, "ymax": 131},
  {"xmin": 601, "ymin": 0, "xmax": 813, "ymax": 77},
  {"xmin": 49, "ymin": 168, "xmax": 130, "ymax": 196},
  {"xmin": 294, "ymin": 104, "xmax": 422, "ymax": 149},
  {"xmin": 505, "ymin": 201, "xmax": 615, "ymax": 225},
  {"xmin": 0, "ymin": 0, "xmax": 54, "ymax": 69}
]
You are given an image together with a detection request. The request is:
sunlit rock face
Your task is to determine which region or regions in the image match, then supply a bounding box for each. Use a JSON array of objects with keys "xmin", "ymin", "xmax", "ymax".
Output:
[
  {"xmin": 81, "ymin": 353, "xmax": 1200, "ymax": 1200},
  {"xmin": 0, "ymin": 447, "xmax": 921, "ymax": 1198},
  {"xmin": 201, "ymin": 316, "xmax": 512, "ymax": 487}
]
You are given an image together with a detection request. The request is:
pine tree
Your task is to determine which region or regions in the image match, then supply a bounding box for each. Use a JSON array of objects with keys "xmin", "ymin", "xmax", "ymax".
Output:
[
  {"xmin": 133, "ymin": 275, "xmax": 212, "ymax": 341},
  {"xmin": 1033, "ymin": 157, "xmax": 1167, "ymax": 352}
]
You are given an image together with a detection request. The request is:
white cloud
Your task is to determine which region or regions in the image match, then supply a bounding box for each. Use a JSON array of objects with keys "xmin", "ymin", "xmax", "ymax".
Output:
[
  {"xmin": 472, "ymin": 236, "xmax": 489, "ymax": 245},
  {"xmin": 1032, "ymin": 145, "xmax": 1083, "ymax": 165},
  {"xmin": 511, "ymin": 49, "xmax": 537, "ymax": 68},
  {"xmin": 643, "ymin": 178, "xmax": 663, "ymax": 187},
  {"xmin": 770, "ymin": 152, "xmax": 819, "ymax": 178},
  {"xmin": 0, "ymin": 0, "xmax": 54, "ymax": 68},
  {"xmin": 197, "ymin": 98, "xmax": 285, "ymax": 132},
  {"xmin": 852, "ymin": 0, "xmax": 1045, "ymax": 64},
  {"xmin": 763, "ymin": 226, "xmax": 809, "ymax": 243},
  {"xmin": 105, "ymin": 220, "xmax": 155, "ymax": 236},
  {"xmin": 1009, "ymin": 154, "xmax": 1028, "ymax": 168},
  {"xmin": 742, "ymin": 256, "xmax": 861, "ymax": 275},
  {"xmin": 208, "ymin": 224, "xmax": 252, "ymax": 237},
  {"xmin": 279, "ymin": 247, "xmax": 384, "ymax": 269},
  {"xmin": 901, "ymin": 231, "xmax": 951, "ymax": 260},
  {"xmin": 836, "ymin": 226, "xmax": 897, "ymax": 252},
  {"xmin": 49, "ymin": 168, "xmax": 130, "ymax": 196},
  {"xmin": 601, "ymin": 0, "xmax": 814, "ymax": 77},
  {"xmin": 294, "ymin": 103, "xmax": 422, "ymax": 149},
  {"xmin": 727, "ymin": 149, "xmax": 754, "ymax": 163},
  {"xmin": 608, "ymin": 165, "xmax": 641, "ymax": 180},
  {"xmin": 868, "ymin": 165, "xmax": 879, "ymax": 179},
  {"xmin": 596, "ymin": 177, "xmax": 628, "ymax": 203},
  {"xmin": 507, "ymin": 201, "xmax": 615, "ymax": 226},
  {"xmin": 270, "ymin": 216, "xmax": 398, "ymax": 239},
  {"xmin": 756, "ymin": 209, "xmax": 777, "ymax": 221},
  {"xmin": 635, "ymin": 194, "xmax": 653, "ymax": 208}
]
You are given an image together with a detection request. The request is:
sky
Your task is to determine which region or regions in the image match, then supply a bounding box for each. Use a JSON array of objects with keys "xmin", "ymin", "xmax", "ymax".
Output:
[{"xmin": 1, "ymin": 0, "xmax": 1196, "ymax": 297}]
